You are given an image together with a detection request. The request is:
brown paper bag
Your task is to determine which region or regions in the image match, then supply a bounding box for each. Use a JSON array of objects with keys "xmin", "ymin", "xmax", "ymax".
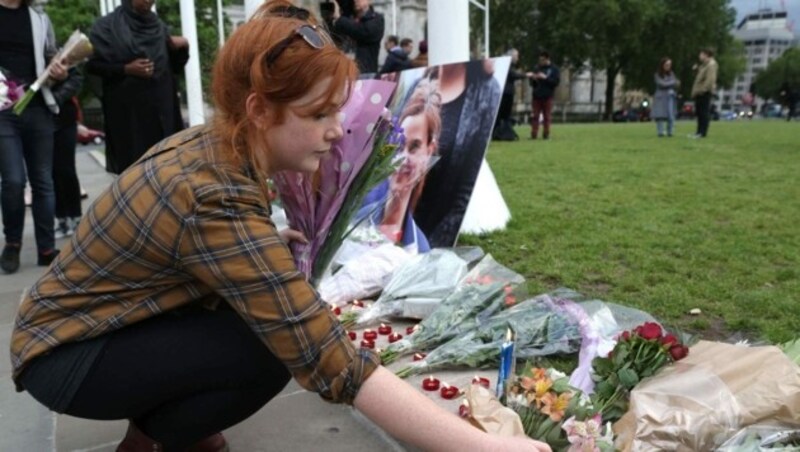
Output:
[
  {"xmin": 614, "ymin": 340, "xmax": 800, "ymax": 451},
  {"xmin": 465, "ymin": 385, "xmax": 527, "ymax": 438}
]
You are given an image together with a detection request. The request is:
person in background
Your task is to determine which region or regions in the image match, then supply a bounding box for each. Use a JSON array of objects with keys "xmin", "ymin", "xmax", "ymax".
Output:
[
  {"xmin": 380, "ymin": 37, "xmax": 413, "ymax": 74},
  {"xmin": 0, "ymin": 0, "xmax": 67, "ymax": 274},
  {"xmin": 653, "ymin": 57, "xmax": 679, "ymax": 137},
  {"xmin": 52, "ymin": 67, "xmax": 84, "ymax": 239},
  {"xmin": 411, "ymin": 39, "xmax": 428, "ymax": 68},
  {"xmin": 494, "ymin": 48, "xmax": 532, "ymax": 141},
  {"xmin": 10, "ymin": 2, "xmax": 551, "ymax": 451},
  {"xmin": 383, "ymin": 34, "xmax": 397, "ymax": 53},
  {"xmin": 329, "ymin": 0, "xmax": 385, "ymax": 73},
  {"xmin": 780, "ymin": 82, "xmax": 797, "ymax": 121},
  {"xmin": 690, "ymin": 47, "xmax": 717, "ymax": 138},
  {"xmin": 529, "ymin": 50, "xmax": 560, "ymax": 140},
  {"xmin": 87, "ymin": 0, "xmax": 189, "ymax": 174}
]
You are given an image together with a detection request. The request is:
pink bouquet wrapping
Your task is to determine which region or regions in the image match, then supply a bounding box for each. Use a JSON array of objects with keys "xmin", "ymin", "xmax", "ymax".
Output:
[
  {"xmin": 0, "ymin": 68, "xmax": 26, "ymax": 111},
  {"xmin": 272, "ymin": 79, "xmax": 399, "ymax": 284}
]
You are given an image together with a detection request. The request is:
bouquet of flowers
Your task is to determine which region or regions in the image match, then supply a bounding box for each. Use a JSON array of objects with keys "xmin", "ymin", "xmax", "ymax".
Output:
[
  {"xmin": 273, "ymin": 80, "xmax": 399, "ymax": 284},
  {"xmin": 504, "ymin": 365, "xmax": 614, "ymax": 451},
  {"xmin": 394, "ymin": 294, "xmax": 583, "ymax": 377},
  {"xmin": 14, "ymin": 30, "xmax": 93, "ymax": 115},
  {"xmin": 0, "ymin": 68, "xmax": 25, "ymax": 111},
  {"xmin": 379, "ymin": 254, "xmax": 525, "ymax": 364},
  {"xmin": 590, "ymin": 321, "xmax": 689, "ymax": 423}
]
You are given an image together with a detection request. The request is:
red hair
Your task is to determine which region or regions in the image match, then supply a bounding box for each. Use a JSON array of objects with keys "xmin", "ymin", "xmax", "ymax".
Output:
[{"xmin": 211, "ymin": 0, "xmax": 358, "ymax": 174}]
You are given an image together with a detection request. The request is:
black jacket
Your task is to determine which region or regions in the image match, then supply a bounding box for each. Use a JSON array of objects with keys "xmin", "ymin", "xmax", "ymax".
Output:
[
  {"xmin": 379, "ymin": 47, "xmax": 411, "ymax": 74},
  {"xmin": 331, "ymin": 7, "xmax": 384, "ymax": 74},
  {"xmin": 530, "ymin": 63, "xmax": 560, "ymax": 99}
]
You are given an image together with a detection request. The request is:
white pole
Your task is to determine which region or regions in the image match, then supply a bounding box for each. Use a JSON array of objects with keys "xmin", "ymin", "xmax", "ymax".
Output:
[
  {"xmin": 427, "ymin": 0, "xmax": 469, "ymax": 65},
  {"xmin": 99, "ymin": 0, "xmax": 107, "ymax": 16},
  {"xmin": 216, "ymin": 0, "xmax": 225, "ymax": 47},
  {"xmin": 244, "ymin": 0, "xmax": 261, "ymax": 20},
  {"xmin": 484, "ymin": 0, "xmax": 489, "ymax": 57},
  {"xmin": 179, "ymin": 0, "xmax": 206, "ymax": 125},
  {"xmin": 392, "ymin": 0, "xmax": 397, "ymax": 35}
]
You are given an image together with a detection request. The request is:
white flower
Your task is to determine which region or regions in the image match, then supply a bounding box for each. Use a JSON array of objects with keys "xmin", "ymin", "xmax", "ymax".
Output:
[{"xmin": 548, "ymin": 368, "xmax": 567, "ymax": 380}]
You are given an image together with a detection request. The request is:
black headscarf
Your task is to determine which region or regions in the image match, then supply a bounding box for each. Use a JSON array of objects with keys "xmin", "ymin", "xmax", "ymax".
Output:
[{"xmin": 90, "ymin": 0, "xmax": 169, "ymax": 76}]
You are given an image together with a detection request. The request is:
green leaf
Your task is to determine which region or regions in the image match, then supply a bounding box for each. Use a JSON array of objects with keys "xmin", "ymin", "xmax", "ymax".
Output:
[
  {"xmin": 780, "ymin": 337, "xmax": 800, "ymax": 365},
  {"xmin": 617, "ymin": 368, "xmax": 640, "ymax": 388}
]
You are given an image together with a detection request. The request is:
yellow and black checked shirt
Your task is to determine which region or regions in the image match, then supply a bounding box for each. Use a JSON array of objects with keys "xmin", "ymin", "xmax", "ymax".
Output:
[{"xmin": 11, "ymin": 126, "xmax": 379, "ymax": 404}]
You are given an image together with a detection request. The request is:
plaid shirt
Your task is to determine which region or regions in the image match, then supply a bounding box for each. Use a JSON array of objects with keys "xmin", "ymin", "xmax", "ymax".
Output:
[{"xmin": 11, "ymin": 126, "xmax": 379, "ymax": 404}]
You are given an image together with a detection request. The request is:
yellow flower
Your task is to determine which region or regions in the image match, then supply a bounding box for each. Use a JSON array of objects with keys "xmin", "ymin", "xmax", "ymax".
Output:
[
  {"xmin": 522, "ymin": 376, "xmax": 553, "ymax": 408},
  {"xmin": 541, "ymin": 392, "xmax": 572, "ymax": 422}
]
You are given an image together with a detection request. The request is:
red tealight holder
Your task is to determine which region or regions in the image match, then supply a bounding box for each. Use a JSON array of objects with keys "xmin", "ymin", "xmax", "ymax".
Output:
[
  {"xmin": 471, "ymin": 376, "xmax": 491, "ymax": 389},
  {"xmin": 458, "ymin": 402, "xmax": 470, "ymax": 418},
  {"xmin": 360, "ymin": 339, "xmax": 375, "ymax": 349},
  {"xmin": 378, "ymin": 323, "xmax": 392, "ymax": 335},
  {"xmin": 352, "ymin": 299, "xmax": 364, "ymax": 308},
  {"xmin": 412, "ymin": 353, "xmax": 427, "ymax": 361},
  {"xmin": 388, "ymin": 332, "xmax": 403, "ymax": 343},
  {"xmin": 406, "ymin": 325, "xmax": 418, "ymax": 335},
  {"xmin": 440, "ymin": 383, "xmax": 459, "ymax": 400},
  {"xmin": 421, "ymin": 376, "xmax": 440, "ymax": 391},
  {"xmin": 363, "ymin": 330, "xmax": 377, "ymax": 341},
  {"xmin": 347, "ymin": 331, "xmax": 357, "ymax": 341},
  {"xmin": 331, "ymin": 306, "xmax": 341, "ymax": 316}
]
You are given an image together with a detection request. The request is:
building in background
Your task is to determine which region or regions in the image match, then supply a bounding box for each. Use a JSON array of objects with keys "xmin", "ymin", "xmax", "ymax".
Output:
[{"xmin": 720, "ymin": 9, "xmax": 796, "ymax": 111}]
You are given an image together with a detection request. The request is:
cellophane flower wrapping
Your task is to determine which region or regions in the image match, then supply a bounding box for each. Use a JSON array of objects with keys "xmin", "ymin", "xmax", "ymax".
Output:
[{"xmin": 272, "ymin": 79, "xmax": 397, "ymax": 284}]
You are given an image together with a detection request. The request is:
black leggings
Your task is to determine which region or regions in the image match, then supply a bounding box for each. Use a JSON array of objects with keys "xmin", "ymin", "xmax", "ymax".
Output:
[{"xmin": 31, "ymin": 308, "xmax": 290, "ymax": 449}]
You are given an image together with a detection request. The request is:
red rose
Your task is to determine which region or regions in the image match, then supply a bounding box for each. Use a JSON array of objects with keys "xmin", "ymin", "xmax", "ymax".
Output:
[
  {"xmin": 669, "ymin": 344, "xmax": 689, "ymax": 361},
  {"xmin": 660, "ymin": 334, "xmax": 678, "ymax": 347},
  {"xmin": 638, "ymin": 322, "xmax": 663, "ymax": 340},
  {"xmin": 620, "ymin": 331, "xmax": 631, "ymax": 341}
]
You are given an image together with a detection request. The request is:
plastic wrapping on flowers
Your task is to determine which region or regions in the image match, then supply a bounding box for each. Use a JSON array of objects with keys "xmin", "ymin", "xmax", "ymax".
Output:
[
  {"xmin": 380, "ymin": 254, "xmax": 526, "ymax": 364},
  {"xmin": 352, "ymin": 249, "xmax": 469, "ymax": 326},
  {"xmin": 395, "ymin": 294, "xmax": 583, "ymax": 377}
]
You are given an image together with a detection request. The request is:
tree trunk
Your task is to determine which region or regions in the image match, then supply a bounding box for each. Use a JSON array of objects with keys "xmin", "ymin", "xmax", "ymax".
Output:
[{"xmin": 604, "ymin": 66, "xmax": 619, "ymax": 121}]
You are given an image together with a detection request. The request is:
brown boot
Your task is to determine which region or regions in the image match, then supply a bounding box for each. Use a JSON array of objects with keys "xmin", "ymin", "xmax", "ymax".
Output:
[{"xmin": 117, "ymin": 423, "xmax": 229, "ymax": 452}]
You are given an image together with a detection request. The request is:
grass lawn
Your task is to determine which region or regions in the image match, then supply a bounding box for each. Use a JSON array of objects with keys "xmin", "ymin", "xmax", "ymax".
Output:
[{"xmin": 459, "ymin": 119, "xmax": 800, "ymax": 343}]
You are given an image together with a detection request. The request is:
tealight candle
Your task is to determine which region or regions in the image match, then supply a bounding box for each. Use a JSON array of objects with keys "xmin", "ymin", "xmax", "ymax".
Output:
[
  {"xmin": 347, "ymin": 331, "xmax": 357, "ymax": 341},
  {"xmin": 440, "ymin": 383, "xmax": 459, "ymax": 400},
  {"xmin": 458, "ymin": 401, "xmax": 470, "ymax": 418},
  {"xmin": 421, "ymin": 375, "xmax": 440, "ymax": 391},
  {"xmin": 388, "ymin": 332, "xmax": 403, "ymax": 343},
  {"xmin": 363, "ymin": 330, "xmax": 377, "ymax": 341},
  {"xmin": 378, "ymin": 323, "xmax": 392, "ymax": 335},
  {"xmin": 406, "ymin": 325, "xmax": 418, "ymax": 335},
  {"xmin": 360, "ymin": 339, "xmax": 375, "ymax": 349},
  {"xmin": 412, "ymin": 353, "xmax": 426, "ymax": 361},
  {"xmin": 331, "ymin": 306, "xmax": 341, "ymax": 316},
  {"xmin": 471, "ymin": 376, "xmax": 491, "ymax": 389},
  {"xmin": 352, "ymin": 299, "xmax": 364, "ymax": 308}
]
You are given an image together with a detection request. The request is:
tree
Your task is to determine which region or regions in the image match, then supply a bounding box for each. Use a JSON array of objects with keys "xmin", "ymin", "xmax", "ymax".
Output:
[{"xmin": 754, "ymin": 47, "xmax": 800, "ymax": 101}]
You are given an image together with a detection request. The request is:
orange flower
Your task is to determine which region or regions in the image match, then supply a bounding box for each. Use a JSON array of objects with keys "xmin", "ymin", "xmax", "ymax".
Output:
[
  {"xmin": 541, "ymin": 391, "xmax": 572, "ymax": 422},
  {"xmin": 524, "ymin": 376, "xmax": 553, "ymax": 408}
]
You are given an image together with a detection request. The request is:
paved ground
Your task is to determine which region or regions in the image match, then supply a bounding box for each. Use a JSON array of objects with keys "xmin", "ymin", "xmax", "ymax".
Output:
[{"xmin": 0, "ymin": 147, "xmax": 406, "ymax": 451}]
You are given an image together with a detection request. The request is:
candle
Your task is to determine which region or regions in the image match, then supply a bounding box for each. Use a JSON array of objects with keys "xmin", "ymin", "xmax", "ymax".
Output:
[
  {"xmin": 421, "ymin": 375, "xmax": 440, "ymax": 391},
  {"xmin": 352, "ymin": 299, "xmax": 364, "ymax": 308},
  {"xmin": 458, "ymin": 401, "xmax": 470, "ymax": 418},
  {"xmin": 471, "ymin": 376, "xmax": 491, "ymax": 389},
  {"xmin": 440, "ymin": 383, "xmax": 459, "ymax": 400},
  {"xmin": 388, "ymin": 332, "xmax": 403, "ymax": 343},
  {"xmin": 412, "ymin": 353, "xmax": 427, "ymax": 361},
  {"xmin": 331, "ymin": 306, "xmax": 341, "ymax": 316},
  {"xmin": 363, "ymin": 330, "xmax": 377, "ymax": 341},
  {"xmin": 406, "ymin": 325, "xmax": 418, "ymax": 335},
  {"xmin": 360, "ymin": 339, "xmax": 375, "ymax": 349},
  {"xmin": 347, "ymin": 331, "xmax": 357, "ymax": 341},
  {"xmin": 378, "ymin": 323, "xmax": 392, "ymax": 335}
]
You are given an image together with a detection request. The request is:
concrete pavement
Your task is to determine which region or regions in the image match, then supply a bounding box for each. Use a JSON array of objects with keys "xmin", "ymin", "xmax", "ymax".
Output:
[{"xmin": 0, "ymin": 147, "xmax": 407, "ymax": 452}]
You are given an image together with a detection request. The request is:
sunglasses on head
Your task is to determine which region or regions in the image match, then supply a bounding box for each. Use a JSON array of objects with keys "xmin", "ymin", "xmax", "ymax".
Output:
[{"xmin": 264, "ymin": 24, "xmax": 329, "ymax": 68}]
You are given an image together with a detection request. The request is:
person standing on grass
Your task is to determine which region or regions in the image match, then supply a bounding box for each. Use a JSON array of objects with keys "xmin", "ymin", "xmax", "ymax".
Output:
[
  {"xmin": 653, "ymin": 57, "xmax": 679, "ymax": 137},
  {"xmin": 494, "ymin": 48, "xmax": 533, "ymax": 141},
  {"xmin": 529, "ymin": 50, "xmax": 560, "ymax": 140},
  {"xmin": 10, "ymin": 2, "xmax": 551, "ymax": 451},
  {"xmin": 0, "ymin": 0, "xmax": 67, "ymax": 274},
  {"xmin": 690, "ymin": 48, "xmax": 717, "ymax": 138}
]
